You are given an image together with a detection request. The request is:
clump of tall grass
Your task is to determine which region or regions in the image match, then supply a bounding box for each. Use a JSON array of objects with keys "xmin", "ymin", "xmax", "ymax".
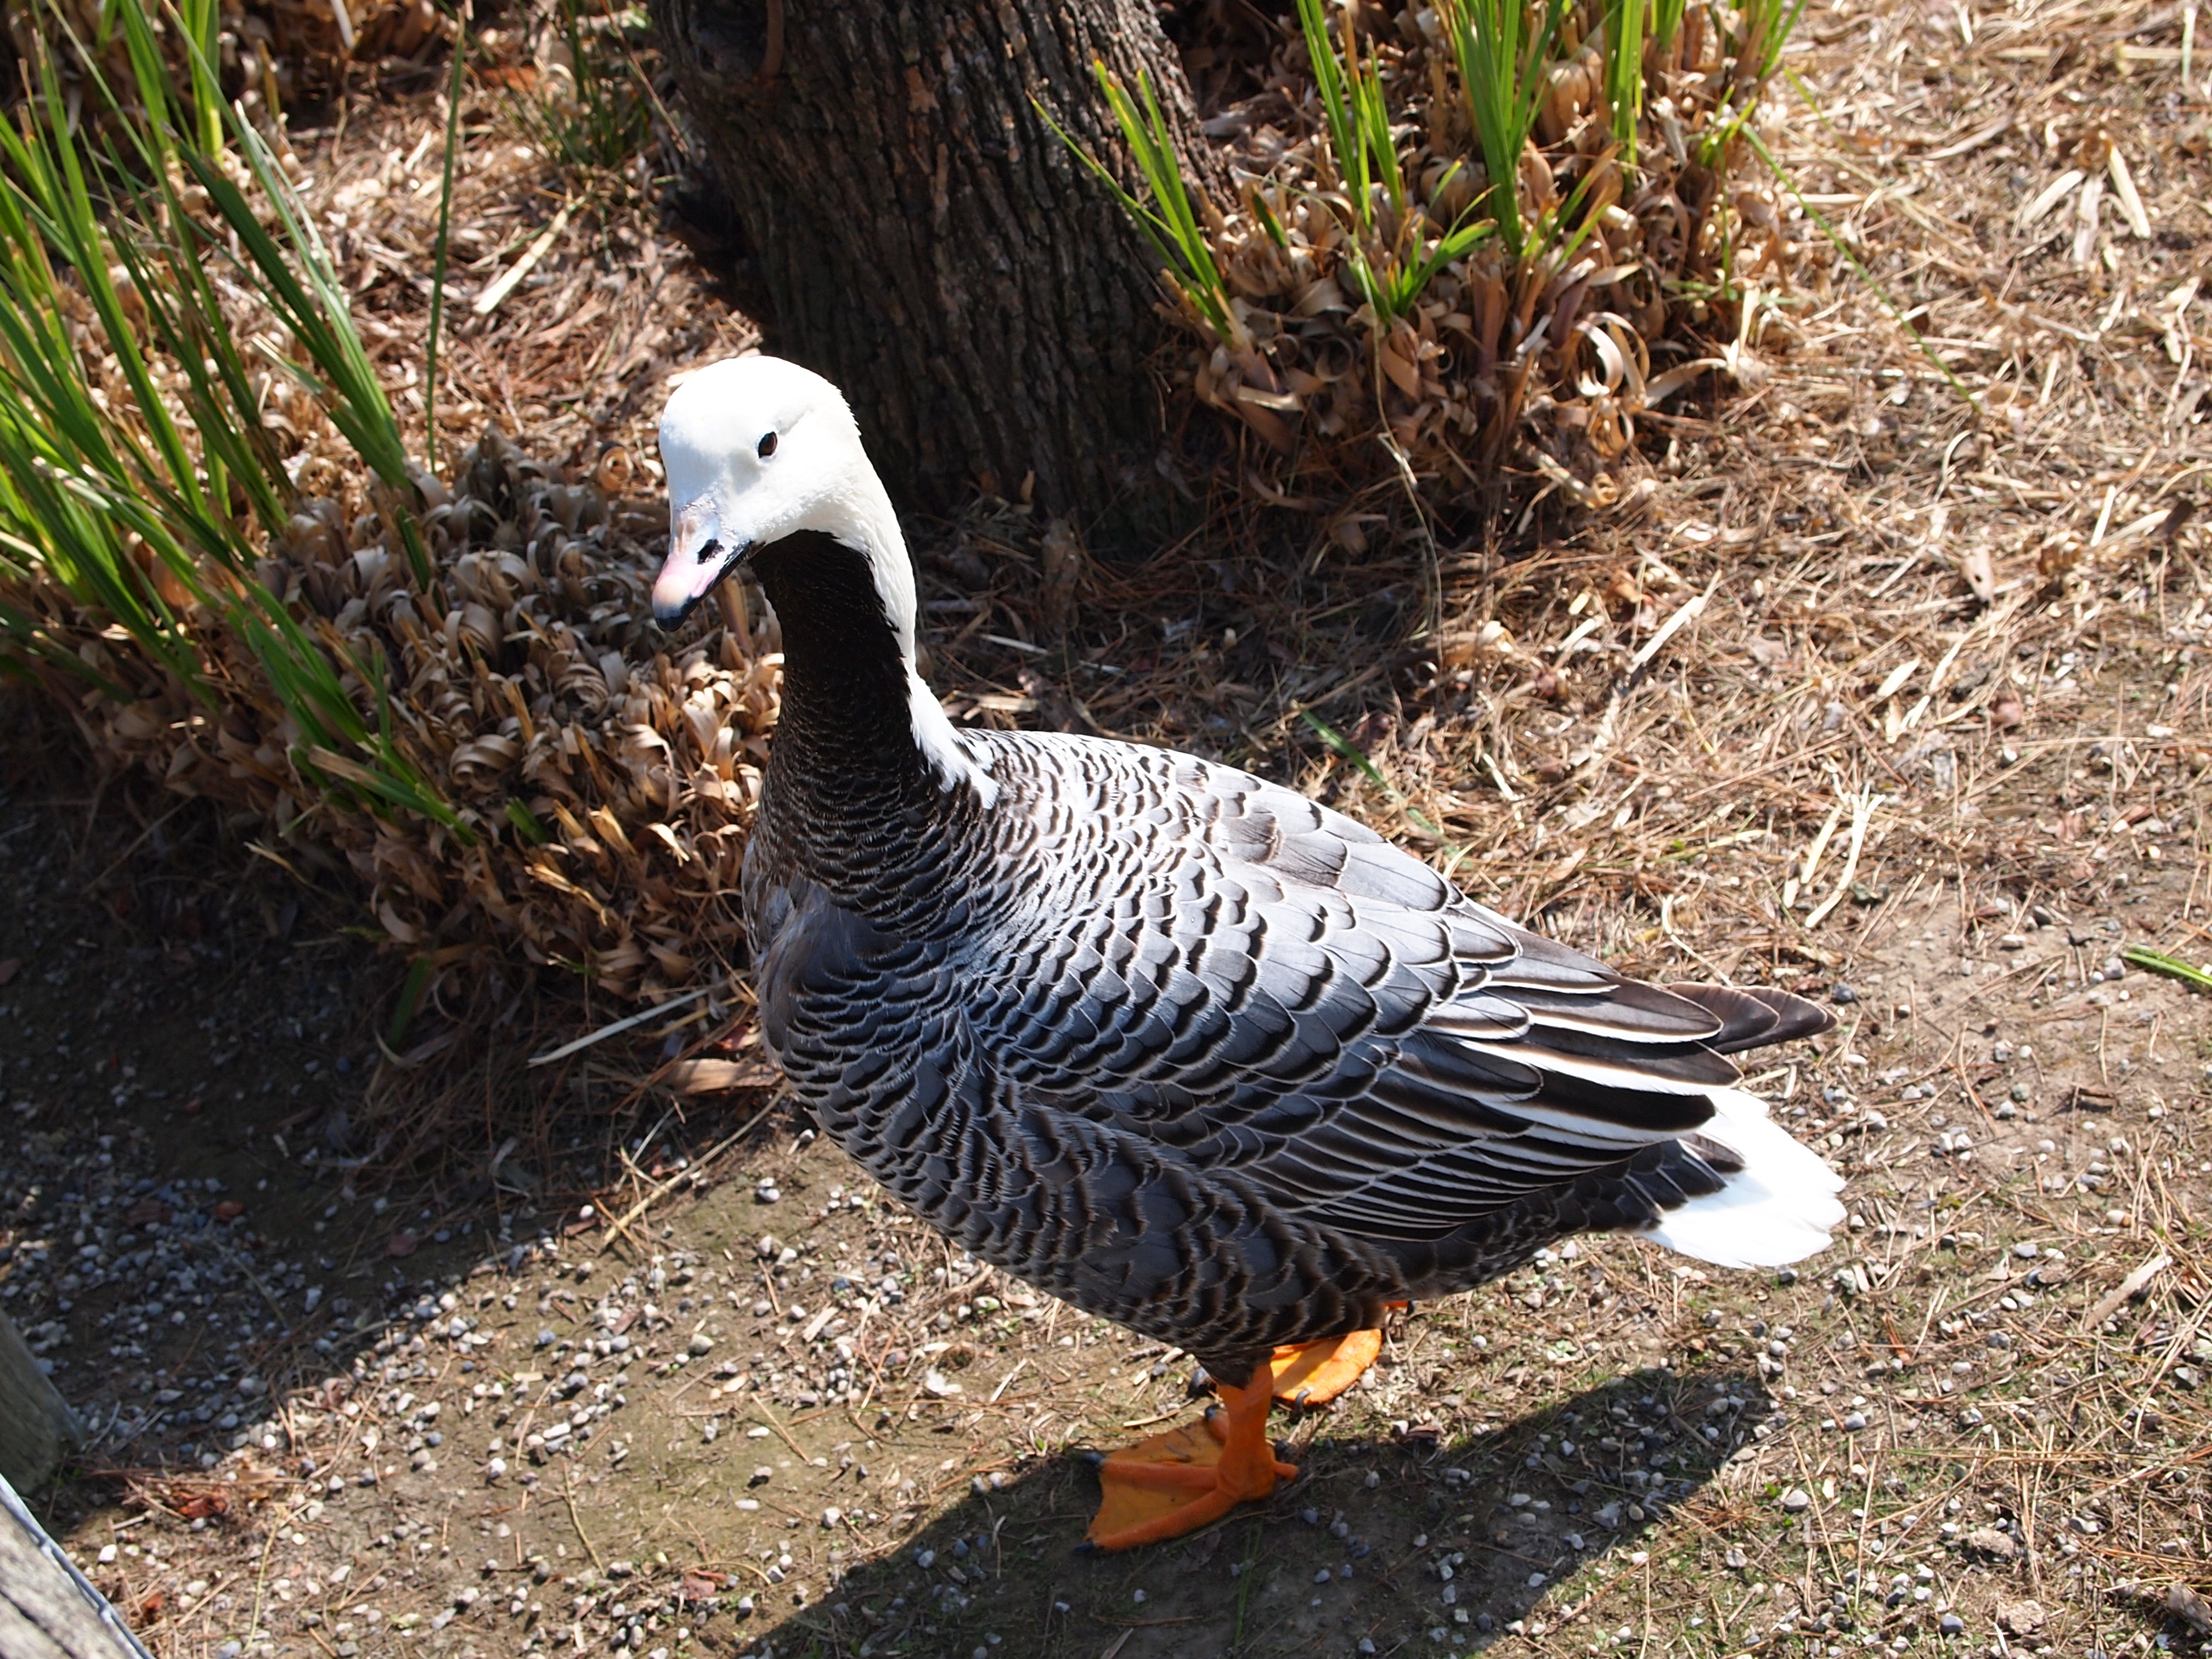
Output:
[
  {"xmin": 0, "ymin": 0, "xmax": 458, "ymax": 830},
  {"xmin": 503, "ymin": 0, "xmax": 660, "ymax": 184},
  {"xmin": 1434, "ymin": 0, "xmax": 1570, "ymax": 263},
  {"xmin": 0, "ymin": 0, "xmax": 797, "ymax": 1017},
  {"xmin": 1068, "ymin": 0, "xmax": 1804, "ymax": 495},
  {"xmin": 1296, "ymin": 0, "xmax": 1404, "ymax": 231},
  {"xmin": 1044, "ymin": 65, "xmax": 1243, "ymax": 346}
]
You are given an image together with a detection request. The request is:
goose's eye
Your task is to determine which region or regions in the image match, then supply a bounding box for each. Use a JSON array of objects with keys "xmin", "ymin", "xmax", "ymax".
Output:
[{"xmin": 757, "ymin": 431, "xmax": 778, "ymax": 459}]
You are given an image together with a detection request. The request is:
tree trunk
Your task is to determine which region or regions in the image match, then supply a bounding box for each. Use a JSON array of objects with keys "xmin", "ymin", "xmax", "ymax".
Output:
[
  {"xmin": 647, "ymin": 0, "xmax": 1226, "ymax": 535},
  {"xmin": 0, "ymin": 1312, "xmax": 78, "ymax": 1496}
]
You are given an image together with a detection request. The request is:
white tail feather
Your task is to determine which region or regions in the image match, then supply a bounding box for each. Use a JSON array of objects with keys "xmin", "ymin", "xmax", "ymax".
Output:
[{"xmin": 1644, "ymin": 1087, "xmax": 1844, "ymax": 1269}]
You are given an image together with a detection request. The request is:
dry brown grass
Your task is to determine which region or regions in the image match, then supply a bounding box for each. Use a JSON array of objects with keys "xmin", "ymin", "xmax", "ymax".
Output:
[{"xmin": 1136, "ymin": 0, "xmax": 1795, "ymax": 512}]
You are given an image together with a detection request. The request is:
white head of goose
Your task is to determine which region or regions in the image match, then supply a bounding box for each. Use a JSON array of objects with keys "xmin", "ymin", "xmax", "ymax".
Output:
[
  {"xmin": 654, "ymin": 354, "xmax": 1846, "ymax": 1552},
  {"xmin": 654, "ymin": 354, "xmax": 992, "ymax": 802}
]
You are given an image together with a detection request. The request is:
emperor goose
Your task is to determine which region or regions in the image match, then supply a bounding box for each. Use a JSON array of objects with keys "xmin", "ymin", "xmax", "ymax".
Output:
[{"xmin": 650, "ymin": 355, "xmax": 1844, "ymax": 1551}]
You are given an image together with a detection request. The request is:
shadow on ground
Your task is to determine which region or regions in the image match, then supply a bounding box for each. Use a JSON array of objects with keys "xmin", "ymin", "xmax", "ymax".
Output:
[{"xmin": 742, "ymin": 1368, "xmax": 1775, "ymax": 1658}]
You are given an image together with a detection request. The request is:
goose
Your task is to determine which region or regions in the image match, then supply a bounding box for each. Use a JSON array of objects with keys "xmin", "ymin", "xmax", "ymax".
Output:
[{"xmin": 651, "ymin": 355, "xmax": 1844, "ymax": 1551}]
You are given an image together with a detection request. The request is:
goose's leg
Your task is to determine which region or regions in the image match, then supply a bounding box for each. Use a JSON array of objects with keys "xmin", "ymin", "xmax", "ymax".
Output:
[
  {"xmin": 1082, "ymin": 1372, "xmax": 1295, "ymax": 1551},
  {"xmin": 1266, "ymin": 1304, "xmax": 1406, "ymax": 1408}
]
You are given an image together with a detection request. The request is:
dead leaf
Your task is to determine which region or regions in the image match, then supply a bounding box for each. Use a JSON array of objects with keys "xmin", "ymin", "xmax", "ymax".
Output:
[
  {"xmin": 1990, "ymin": 686, "xmax": 2025, "ymax": 730},
  {"xmin": 387, "ymin": 1229, "xmax": 421, "ymax": 1257},
  {"xmin": 1746, "ymin": 636, "xmax": 1791, "ymax": 668},
  {"xmin": 1957, "ymin": 545, "xmax": 1996, "ymax": 603},
  {"xmin": 1376, "ymin": 340, "xmax": 1422, "ymax": 399},
  {"xmin": 386, "ymin": 1026, "xmax": 463, "ymax": 1069},
  {"xmin": 212, "ymin": 1200, "xmax": 246, "ymax": 1221},
  {"xmin": 1435, "ymin": 621, "xmax": 1515, "ymax": 667},
  {"xmin": 1230, "ymin": 396, "xmax": 1296, "ymax": 452},
  {"xmin": 2038, "ymin": 533, "xmax": 2083, "ymax": 587}
]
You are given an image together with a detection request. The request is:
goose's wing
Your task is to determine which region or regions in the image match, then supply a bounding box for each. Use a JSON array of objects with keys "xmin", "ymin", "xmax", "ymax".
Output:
[{"xmin": 978, "ymin": 740, "xmax": 1830, "ymax": 1248}]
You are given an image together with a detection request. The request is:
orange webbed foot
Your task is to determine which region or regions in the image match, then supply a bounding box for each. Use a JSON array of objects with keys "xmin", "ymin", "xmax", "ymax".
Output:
[
  {"xmin": 1082, "ymin": 1374, "xmax": 1296, "ymax": 1551},
  {"xmin": 1266, "ymin": 1304, "xmax": 1403, "ymax": 1408},
  {"xmin": 1267, "ymin": 1328, "xmax": 1381, "ymax": 1408}
]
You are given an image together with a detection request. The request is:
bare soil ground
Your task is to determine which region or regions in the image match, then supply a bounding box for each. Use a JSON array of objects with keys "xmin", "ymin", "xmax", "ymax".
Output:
[{"xmin": 4, "ymin": 0, "xmax": 2212, "ymax": 1654}]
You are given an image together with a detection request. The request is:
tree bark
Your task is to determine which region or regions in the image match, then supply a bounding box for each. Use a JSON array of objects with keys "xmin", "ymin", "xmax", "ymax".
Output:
[
  {"xmin": 0, "ymin": 1312, "xmax": 78, "ymax": 1496},
  {"xmin": 648, "ymin": 0, "xmax": 1226, "ymax": 535}
]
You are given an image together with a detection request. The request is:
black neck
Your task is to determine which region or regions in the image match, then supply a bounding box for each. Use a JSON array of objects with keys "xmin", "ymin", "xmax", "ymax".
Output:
[{"xmin": 751, "ymin": 528, "xmax": 938, "ymax": 806}]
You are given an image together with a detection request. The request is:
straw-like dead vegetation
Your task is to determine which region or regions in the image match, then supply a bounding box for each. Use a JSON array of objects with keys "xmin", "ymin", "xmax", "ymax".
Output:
[{"xmin": 1093, "ymin": 0, "xmax": 1799, "ymax": 522}]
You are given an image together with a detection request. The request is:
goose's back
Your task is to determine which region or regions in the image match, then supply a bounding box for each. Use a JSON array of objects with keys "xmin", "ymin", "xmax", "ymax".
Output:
[{"xmin": 744, "ymin": 730, "xmax": 1828, "ymax": 1366}]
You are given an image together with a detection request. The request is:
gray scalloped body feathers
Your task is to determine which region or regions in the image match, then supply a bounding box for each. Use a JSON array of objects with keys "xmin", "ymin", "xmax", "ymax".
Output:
[{"xmin": 656, "ymin": 356, "xmax": 1846, "ymax": 1392}]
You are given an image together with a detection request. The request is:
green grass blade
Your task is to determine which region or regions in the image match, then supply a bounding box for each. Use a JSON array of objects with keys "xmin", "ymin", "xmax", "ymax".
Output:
[
  {"xmin": 1297, "ymin": 0, "xmax": 1407, "ymax": 228},
  {"xmin": 506, "ymin": 798, "xmax": 550, "ymax": 843},
  {"xmin": 1437, "ymin": 0, "xmax": 1571, "ymax": 263},
  {"xmin": 1039, "ymin": 66, "xmax": 1238, "ymax": 343},
  {"xmin": 174, "ymin": 0, "xmax": 225, "ymax": 152},
  {"xmin": 1248, "ymin": 182, "xmax": 1289, "ymax": 247},
  {"xmin": 1345, "ymin": 9, "xmax": 1402, "ymax": 217},
  {"xmin": 1746, "ymin": 114, "xmax": 1982, "ymax": 417},
  {"xmin": 1389, "ymin": 206, "xmax": 1496, "ymax": 318},
  {"xmin": 1300, "ymin": 709, "xmax": 1449, "ymax": 842},
  {"xmin": 387, "ymin": 955, "xmax": 436, "ymax": 1049},
  {"xmin": 1295, "ymin": 0, "xmax": 1363, "ymax": 210},
  {"xmin": 2121, "ymin": 946, "xmax": 2212, "ymax": 991},
  {"xmin": 503, "ymin": 0, "xmax": 652, "ymax": 177},
  {"xmin": 426, "ymin": 0, "xmax": 470, "ymax": 475},
  {"xmin": 0, "ymin": 0, "xmax": 464, "ymax": 835},
  {"xmin": 1603, "ymin": 0, "xmax": 1648, "ymax": 164}
]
